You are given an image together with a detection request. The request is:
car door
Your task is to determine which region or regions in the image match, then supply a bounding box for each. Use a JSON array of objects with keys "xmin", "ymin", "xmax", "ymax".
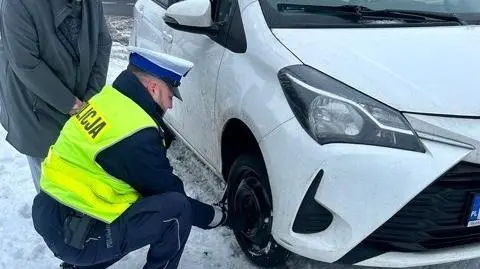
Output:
[
  {"xmin": 164, "ymin": 0, "xmax": 236, "ymax": 166},
  {"xmin": 133, "ymin": 0, "xmax": 183, "ymax": 129},
  {"xmin": 134, "ymin": 0, "xmax": 173, "ymax": 53}
]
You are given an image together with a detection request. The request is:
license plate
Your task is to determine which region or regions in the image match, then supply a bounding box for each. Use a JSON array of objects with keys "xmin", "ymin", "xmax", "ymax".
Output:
[{"xmin": 467, "ymin": 194, "xmax": 480, "ymax": 227}]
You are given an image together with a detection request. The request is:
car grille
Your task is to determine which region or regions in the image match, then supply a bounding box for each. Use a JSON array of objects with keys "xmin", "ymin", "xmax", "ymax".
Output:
[{"xmin": 365, "ymin": 161, "xmax": 480, "ymax": 252}]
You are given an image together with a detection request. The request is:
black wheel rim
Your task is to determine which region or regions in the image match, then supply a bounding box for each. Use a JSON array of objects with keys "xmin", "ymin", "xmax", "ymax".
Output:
[{"xmin": 234, "ymin": 169, "xmax": 273, "ymax": 256}]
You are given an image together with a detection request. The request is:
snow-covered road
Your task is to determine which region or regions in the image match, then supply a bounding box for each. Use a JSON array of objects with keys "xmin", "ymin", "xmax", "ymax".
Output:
[{"xmin": 0, "ymin": 16, "xmax": 478, "ymax": 269}]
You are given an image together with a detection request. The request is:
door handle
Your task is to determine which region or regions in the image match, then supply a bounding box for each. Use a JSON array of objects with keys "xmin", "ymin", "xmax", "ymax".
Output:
[{"xmin": 162, "ymin": 31, "xmax": 173, "ymax": 43}]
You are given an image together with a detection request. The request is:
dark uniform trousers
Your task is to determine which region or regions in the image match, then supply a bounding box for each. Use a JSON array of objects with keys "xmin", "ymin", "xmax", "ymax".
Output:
[{"xmin": 32, "ymin": 192, "xmax": 193, "ymax": 269}]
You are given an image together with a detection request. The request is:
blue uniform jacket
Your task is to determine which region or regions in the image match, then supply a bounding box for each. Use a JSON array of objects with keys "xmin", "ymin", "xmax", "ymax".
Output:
[{"xmin": 95, "ymin": 70, "xmax": 214, "ymax": 229}]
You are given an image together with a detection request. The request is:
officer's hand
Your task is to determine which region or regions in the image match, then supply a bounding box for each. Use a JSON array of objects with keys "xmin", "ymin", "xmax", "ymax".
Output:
[
  {"xmin": 160, "ymin": 121, "xmax": 175, "ymax": 149},
  {"xmin": 212, "ymin": 202, "xmax": 247, "ymax": 231},
  {"xmin": 164, "ymin": 133, "xmax": 174, "ymax": 149}
]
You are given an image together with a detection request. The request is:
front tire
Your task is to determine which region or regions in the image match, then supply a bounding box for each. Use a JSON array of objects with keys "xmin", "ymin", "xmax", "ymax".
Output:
[{"xmin": 227, "ymin": 154, "xmax": 290, "ymax": 267}]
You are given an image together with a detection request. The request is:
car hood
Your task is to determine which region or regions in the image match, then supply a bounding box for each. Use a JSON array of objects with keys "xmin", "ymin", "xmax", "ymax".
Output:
[{"xmin": 272, "ymin": 26, "xmax": 480, "ymax": 116}]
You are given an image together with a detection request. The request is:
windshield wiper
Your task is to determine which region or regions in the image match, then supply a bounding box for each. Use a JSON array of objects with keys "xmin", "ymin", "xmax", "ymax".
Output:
[{"xmin": 277, "ymin": 4, "xmax": 465, "ymax": 25}]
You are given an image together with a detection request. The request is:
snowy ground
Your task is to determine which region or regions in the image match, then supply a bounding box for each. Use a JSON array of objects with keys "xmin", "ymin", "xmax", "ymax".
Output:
[{"xmin": 0, "ymin": 16, "xmax": 479, "ymax": 269}]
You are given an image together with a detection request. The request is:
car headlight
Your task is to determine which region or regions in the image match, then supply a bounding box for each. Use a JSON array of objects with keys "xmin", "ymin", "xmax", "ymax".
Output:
[{"xmin": 278, "ymin": 65, "xmax": 425, "ymax": 153}]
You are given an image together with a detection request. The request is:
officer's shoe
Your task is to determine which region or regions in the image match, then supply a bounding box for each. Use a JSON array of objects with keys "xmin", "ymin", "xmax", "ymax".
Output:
[{"xmin": 59, "ymin": 262, "xmax": 77, "ymax": 269}]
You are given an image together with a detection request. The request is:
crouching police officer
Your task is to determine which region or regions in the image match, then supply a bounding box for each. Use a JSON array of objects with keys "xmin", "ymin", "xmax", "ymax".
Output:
[{"xmin": 31, "ymin": 47, "xmax": 242, "ymax": 269}]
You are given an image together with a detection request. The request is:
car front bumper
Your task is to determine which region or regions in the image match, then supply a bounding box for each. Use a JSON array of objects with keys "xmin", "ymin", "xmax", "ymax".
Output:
[
  {"xmin": 356, "ymin": 243, "xmax": 480, "ymax": 268},
  {"xmin": 259, "ymin": 114, "xmax": 479, "ymax": 267}
]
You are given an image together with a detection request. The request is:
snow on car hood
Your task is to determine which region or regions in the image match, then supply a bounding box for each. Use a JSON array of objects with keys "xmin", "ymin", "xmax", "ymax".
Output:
[{"xmin": 272, "ymin": 26, "xmax": 480, "ymax": 116}]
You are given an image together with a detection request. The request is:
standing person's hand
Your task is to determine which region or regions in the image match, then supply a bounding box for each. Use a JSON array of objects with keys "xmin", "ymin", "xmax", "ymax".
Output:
[{"xmin": 69, "ymin": 97, "xmax": 84, "ymax": 115}]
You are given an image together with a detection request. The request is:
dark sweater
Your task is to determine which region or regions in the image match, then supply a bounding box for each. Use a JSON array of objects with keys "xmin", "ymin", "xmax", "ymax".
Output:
[{"xmin": 57, "ymin": 0, "xmax": 83, "ymax": 63}]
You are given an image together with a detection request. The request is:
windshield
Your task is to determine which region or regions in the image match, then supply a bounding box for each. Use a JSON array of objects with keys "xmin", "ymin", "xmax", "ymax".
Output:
[{"xmin": 259, "ymin": 0, "xmax": 480, "ymax": 27}]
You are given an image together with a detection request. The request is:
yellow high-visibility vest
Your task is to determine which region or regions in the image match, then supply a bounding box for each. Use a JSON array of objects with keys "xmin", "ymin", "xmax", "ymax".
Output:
[{"xmin": 40, "ymin": 85, "xmax": 158, "ymax": 223}]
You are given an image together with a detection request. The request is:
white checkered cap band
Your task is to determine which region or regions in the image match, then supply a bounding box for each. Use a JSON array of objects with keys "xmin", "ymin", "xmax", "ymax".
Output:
[{"xmin": 127, "ymin": 46, "xmax": 194, "ymax": 77}]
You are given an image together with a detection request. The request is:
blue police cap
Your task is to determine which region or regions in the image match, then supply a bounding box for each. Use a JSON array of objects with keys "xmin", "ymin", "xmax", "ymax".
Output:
[{"xmin": 127, "ymin": 46, "xmax": 194, "ymax": 101}]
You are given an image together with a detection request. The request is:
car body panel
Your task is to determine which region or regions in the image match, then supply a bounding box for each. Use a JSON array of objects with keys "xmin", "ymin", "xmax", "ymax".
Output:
[
  {"xmin": 133, "ymin": 0, "xmax": 185, "ymax": 131},
  {"xmin": 133, "ymin": 0, "xmax": 172, "ymax": 54},
  {"xmin": 405, "ymin": 113, "xmax": 480, "ymax": 164},
  {"xmin": 271, "ymin": 26, "xmax": 480, "ymax": 116},
  {"xmin": 214, "ymin": 1, "xmax": 298, "ymax": 169},
  {"xmin": 166, "ymin": 25, "xmax": 226, "ymax": 168},
  {"xmin": 261, "ymin": 116, "xmax": 473, "ymax": 263},
  {"xmin": 356, "ymin": 243, "xmax": 480, "ymax": 267}
]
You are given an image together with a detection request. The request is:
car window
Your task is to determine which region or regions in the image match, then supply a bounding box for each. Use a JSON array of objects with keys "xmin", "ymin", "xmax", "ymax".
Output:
[
  {"xmin": 209, "ymin": 0, "xmax": 247, "ymax": 53},
  {"xmin": 259, "ymin": 0, "xmax": 480, "ymax": 27},
  {"xmin": 266, "ymin": 0, "xmax": 480, "ymax": 13},
  {"xmin": 214, "ymin": 0, "xmax": 234, "ymax": 22}
]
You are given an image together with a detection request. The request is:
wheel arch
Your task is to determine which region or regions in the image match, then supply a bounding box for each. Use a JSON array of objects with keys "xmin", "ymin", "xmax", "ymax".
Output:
[{"xmin": 220, "ymin": 118, "xmax": 265, "ymax": 181}]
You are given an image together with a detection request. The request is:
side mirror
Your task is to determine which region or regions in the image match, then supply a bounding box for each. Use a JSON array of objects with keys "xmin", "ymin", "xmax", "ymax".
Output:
[{"xmin": 163, "ymin": 0, "xmax": 219, "ymax": 35}]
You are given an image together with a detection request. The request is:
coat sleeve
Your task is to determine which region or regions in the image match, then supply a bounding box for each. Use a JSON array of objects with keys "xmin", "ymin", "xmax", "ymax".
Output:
[
  {"xmin": 84, "ymin": 2, "xmax": 112, "ymax": 101},
  {"xmin": 124, "ymin": 131, "xmax": 186, "ymax": 196},
  {"xmin": 97, "ymin": 128, "xmax": 186, "ymax": 197},
  {"xmin": 96, "ymin": 128, "xmax": 216, "ymax": 229},
  {"xmin": 0, "ymin": 0, "xmax": 75, "ymax": 114}
]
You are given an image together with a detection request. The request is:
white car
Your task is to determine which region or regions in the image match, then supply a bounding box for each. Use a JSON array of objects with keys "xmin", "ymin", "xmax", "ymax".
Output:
[{"xmin": 129, "ymin": 0, "xmax": 480, "ymax": 267}]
